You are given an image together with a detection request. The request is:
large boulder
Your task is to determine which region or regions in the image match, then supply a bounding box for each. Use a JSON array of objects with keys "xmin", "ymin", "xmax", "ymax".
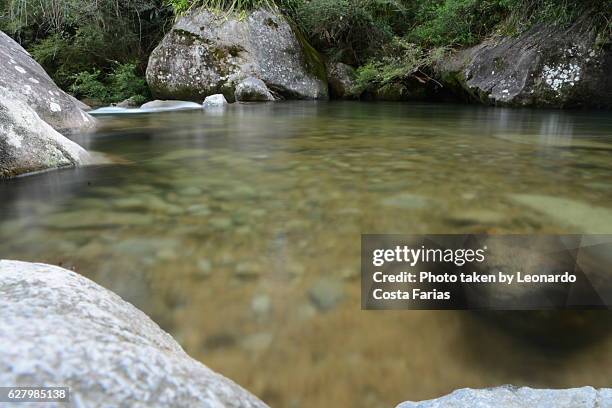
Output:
[
  {"xmin": 436, "ymin": 21, "xmax": 612, "ymax": 108},
  {"xmin": 146, "ymin": 9, "xmax": 328, "ymax": 102},
  {"xmin": 0, "ymin": 31, "xmax": 94, "ymax": 131},
  {"xmin": 397, "ymin": 386, "xmax": 612, "ymax": 408},
  {"xmin": 0, "ymin": 260, "xmax": 268, "ymax": 408},
  {"xmin": 0, "ymin": 91, "xmax": 91, "ymax": 178}
]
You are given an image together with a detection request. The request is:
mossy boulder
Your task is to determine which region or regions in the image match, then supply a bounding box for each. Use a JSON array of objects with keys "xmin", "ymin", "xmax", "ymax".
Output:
[
  {"xmin": 436, "ymin": 21, "xmax": 611, "ymax": 108},
  {"xmin": 146, "ymin": 9, "xmax": 328, "ymax": 102}
]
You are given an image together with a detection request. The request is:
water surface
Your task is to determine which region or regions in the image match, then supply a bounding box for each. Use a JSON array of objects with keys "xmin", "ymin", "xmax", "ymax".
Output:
[{"xmin": 1, "ymin": 102, "xmax": 611, "ymax": 407}]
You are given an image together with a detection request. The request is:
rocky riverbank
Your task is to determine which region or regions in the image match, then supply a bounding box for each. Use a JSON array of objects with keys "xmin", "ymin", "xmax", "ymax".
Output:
[{"xmin": 141, "ymin": 7, "xmax": 610, "ymax": 109}]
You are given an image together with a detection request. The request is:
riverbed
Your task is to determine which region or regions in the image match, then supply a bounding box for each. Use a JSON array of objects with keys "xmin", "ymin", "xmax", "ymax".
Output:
[{"xmin": 1, "ymin": 101, "xmax": 611, "ymax": 407}]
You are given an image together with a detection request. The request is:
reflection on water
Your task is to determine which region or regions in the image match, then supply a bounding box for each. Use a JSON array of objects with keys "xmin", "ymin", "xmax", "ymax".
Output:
[{"xmin": 1, "ymin": 102, "xmax": 611, "ymax": 407}]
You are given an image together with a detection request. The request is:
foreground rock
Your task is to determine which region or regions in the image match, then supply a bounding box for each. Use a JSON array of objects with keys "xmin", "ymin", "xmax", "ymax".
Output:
[
  {"xmin": 397, "ymin": 386, "xmax": 612, "ymax": 408},
  {"xmin": 0, "ymin": 260, "xmax": 268, "ymax": 407},
  {"xmin": 0, "ymin": 31, "xmax": 94, "ymax": 131},
  {"xmin": 146, "ymin": 9, "xmax": 328, "ymax": 102},
  {"xmin": 436, "ymin": 21, "xmax": 612, "ymax": 108},
  {"xmin": 0, "ymin": 91, "xmax": 90, "ymax": 178},
  {"xmin": 235, "ymin": 77, "xmax": 275, "ymax": 102}
]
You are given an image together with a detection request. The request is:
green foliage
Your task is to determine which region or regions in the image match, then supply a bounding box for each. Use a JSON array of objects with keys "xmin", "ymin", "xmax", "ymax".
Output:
[
  {"xmin": 285, "ymin": 0, "xmax": 407, "ymax": 64},
  {"xmin": 165, "ymin": 0, "xmax": 276, "ymax": 15},
  {"xmin": 0, "ymin": 0, "xmax": 171, "ymax": 98},
  {"xmin": 351, "ymin": 39, "xmax": 446, "ymax": 95},
  {"xmin": 408, "ymin": 0, "xmax": 508, "ymax": 46},
  {"xmin": 107, "ymin": 63, "xmax": 149, "ymax": 102},
  {"xmin": 70, "ymin": 70, "xmax": 108, "ymax": 101},
  {"xmin": 69, "ymin": 63, "xmax": 150, "ymax": 103}
]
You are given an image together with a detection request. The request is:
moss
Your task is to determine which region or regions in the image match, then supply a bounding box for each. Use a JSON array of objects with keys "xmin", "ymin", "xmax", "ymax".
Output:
[{"xmin": 287, "ymin": 17, "xmax": 327, "ymax": 82}]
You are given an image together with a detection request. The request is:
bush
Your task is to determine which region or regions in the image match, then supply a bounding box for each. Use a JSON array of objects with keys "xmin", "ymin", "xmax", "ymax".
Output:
[
  {"xmin": 69, "ymin": 63, "xmax": 150, "ymax": 103},
  {"xmin": 287, "ymin": 0, "xmax": 407, "ymax": 64},
  {"xmin": 1, "ymin": 0, "xmax": 172, "ymax": 94},
  {"xmin": 408, "ymin": 0, "xmax": 508, "ymax": 47},
  {"xmin": 107, "ymin": 63, "xmax": 149, "ymax": 102},
  {"xmin": 70, "ymin": 70, "xmax": 109, "ymax": 101},
  {"xmin": 351, "ymin": 38, "xmax": 446, "ymax": 95},
  {"xmin": 165, "ymin": 0, "xmax": 276, "ymax": 14}
]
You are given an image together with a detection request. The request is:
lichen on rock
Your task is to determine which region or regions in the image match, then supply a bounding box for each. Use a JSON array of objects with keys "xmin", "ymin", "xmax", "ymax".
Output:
[
  {"xmin": 0, "ymin": 30, "xmax": 94, "ymax": 132},
  {"xmin": 146, "ymin": 9, "xmax": 328, "ymax": 102},
  {"xmin": 436, "ymin": 22, "xmax": 611, "ymax": 108}
]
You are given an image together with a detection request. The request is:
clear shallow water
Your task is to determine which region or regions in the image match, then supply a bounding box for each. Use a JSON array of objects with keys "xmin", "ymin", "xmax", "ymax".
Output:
[{"xmin": 1, "ymin": 101, "xmax": 611, "ymax": 407}]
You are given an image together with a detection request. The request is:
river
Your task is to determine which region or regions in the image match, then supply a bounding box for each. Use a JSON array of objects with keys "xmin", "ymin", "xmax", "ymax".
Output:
[{"xmin": 1, "ymin": 101, "xmax": 611, "ymax": 407}]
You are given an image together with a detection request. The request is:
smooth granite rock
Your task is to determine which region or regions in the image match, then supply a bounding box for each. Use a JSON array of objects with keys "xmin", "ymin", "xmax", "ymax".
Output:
[
  {"xmin": 140, "ymin": 100, "xmax": 203, "ymax": 110},
  {"xmin": 203, "ymin": 93, "xmax": 229, "ymax": 108},
  {"xmin": 397, "ymin": 386, "xmax": 612, "ymax": 408},
  {"xmin": 0, "ymin": 260, "xmax": 268, "ymax": 408},
  {"xmin": 0, "ymin": 91, "xmax": 91, "ymax": 178},
  {"xmin": 0, "ymin": 30, "xmax": 94, "ymax": 131}
]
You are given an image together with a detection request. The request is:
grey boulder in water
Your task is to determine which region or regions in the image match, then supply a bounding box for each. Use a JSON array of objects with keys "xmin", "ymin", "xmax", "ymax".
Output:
[
  {"xmin": 235, "ymin": 77, "xmax": 275, "ymax": 102},
  {"xmin": 146, "ymin": 9, "xmax": 328, "ymax": 102},
  {"xmin": 0, "ymin": 91, "xmax": 90, "ymax": 178},
  {"xmin": 0, "ymin": 260, "xmax": 269, "ymax": 408},
  {"xmin": 397, "ymin": 386, "xmax": 612, "ymax": 408},
  {"xmin": 0, "ymin": 31, "xmax": 94, "ymax": 132},
  {"xmin": 203, "ymin": 93, "xmax": 229, "ymax": 108}
]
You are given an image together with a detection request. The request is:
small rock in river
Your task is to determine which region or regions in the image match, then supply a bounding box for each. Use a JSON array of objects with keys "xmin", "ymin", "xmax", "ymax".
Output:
[
  {"xmin": 251, "ymin": 294, "xmax": 272, "ymax": 318},
  {"xmin": 178, "ymin": 187, "xmax": 202, "ymax": 197},
  {"xmin": 196, "ymin": 259, "xmax": 212, "ymax": 278},
  {"xmin": 308, "ymin": 277, "xmax": 344, "ymax": 312},
  {"xmin": 202, "ymin": 94, "xmax": 228, "ymax": 108},
  {"xmin": 382, "ymin": 193, "xmax": 431, "ymax": 209},
  {"xmin": 209, "ymin": 217, "xmax": 233, "ymax": 230},
  {"xmin": 234, "ymin": 262, "xmax": 263, "ymax": 280},
  {"xmin": 241, "ymin": 332, "xmax": 273, "ymax": 351}
]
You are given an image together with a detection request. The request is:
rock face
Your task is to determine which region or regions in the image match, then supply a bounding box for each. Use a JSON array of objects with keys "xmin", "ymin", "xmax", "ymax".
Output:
[
  {"xmin": 235, "ymin": 77, "xmax": 275, "ymax": 102},
  {"xmin": 0, "ymin": 92, "xmax": 90, "ymax": 178},
  {"xmin": 146, "ymin": 9, "xmax": 328, "ymax": 102},
  {"xmin": 397, "ymin": 386, "xmax": 612, "ymax": 408},
  {"xmin": 436, "ymin": 21, "xmax": 612, "ymax": 108},
  {"xmin": 326, "ymin": 62, "xmax": 356, "ymax": 99},
  {"xmin": 0, "ymin": 260, "xmax": 268, "ymax": 408},
  {"xmin": 0, "ymin": 31, "xmax": 94, "ymax": 131}
]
